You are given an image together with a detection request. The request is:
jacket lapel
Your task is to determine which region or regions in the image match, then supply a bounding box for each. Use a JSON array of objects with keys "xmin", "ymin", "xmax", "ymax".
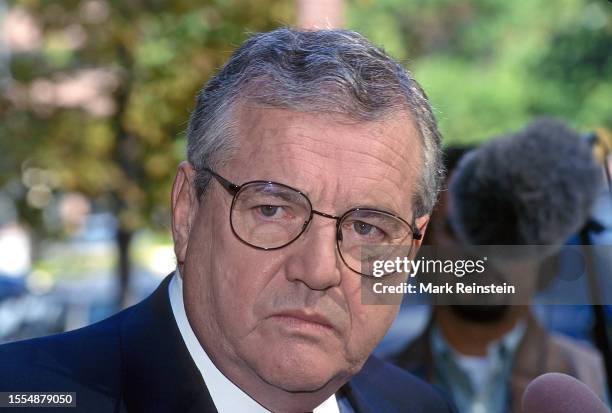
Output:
[
  {"xmin": 341, "ymin": 380, "xmax": 378, "ymax": 413},
  {"xmin": 342, "ymin": 356, "xmax": 421, "ymax": 413},
  {"xmin": 119, "ymin": 273, "xmax": 218, "ymax": 413}
]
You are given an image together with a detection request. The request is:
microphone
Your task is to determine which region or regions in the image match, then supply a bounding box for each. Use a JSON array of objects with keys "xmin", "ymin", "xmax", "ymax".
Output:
[
  {"xmin": 449, "ymin": 118, "xmax": 603, "ymax": 247},
  {"xmin": 522, "ymin": 372, "xmax": 610, "ymax": 413}
]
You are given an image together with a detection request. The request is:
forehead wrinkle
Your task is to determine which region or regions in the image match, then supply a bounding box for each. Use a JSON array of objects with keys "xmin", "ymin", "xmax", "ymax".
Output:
[
  {"xmin": 278, "ymin": 149, "xmax": 411, "ymax": 203},
  {"xmin": 243, "ymin": 142, "xmax": 398, "ymax": 182},
  {"xmin": 274, "ymin": 139, "xmax": 416, "ymax": 180},
  {"xmin": 238, "ymin": 107, "xmax": 420, "ymax": 168},
  {"xmin": 344, "ymin": 178, "xmax": 406, "ymax": 215},
  {"xmin": 243, "ymin": 108, "xmax": 416, "ymax": 156},
  {"xmin": 337, "ymin": 150, "xmax": 419, "ymax": 204}
]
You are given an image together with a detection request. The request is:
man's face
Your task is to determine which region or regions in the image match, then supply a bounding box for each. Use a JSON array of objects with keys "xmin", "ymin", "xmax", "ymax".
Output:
[{"xmin": 172, "ymin": 106, "xmax": 427, "ymax": 394}]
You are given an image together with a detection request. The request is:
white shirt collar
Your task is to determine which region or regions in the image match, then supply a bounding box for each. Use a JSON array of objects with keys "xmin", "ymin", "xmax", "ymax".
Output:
[{"xmin": 168, "ymin": 271, "xmax": 340, "ymax": 413}]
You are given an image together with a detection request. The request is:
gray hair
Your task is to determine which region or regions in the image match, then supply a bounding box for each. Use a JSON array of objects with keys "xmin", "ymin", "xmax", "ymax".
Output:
[{"xmin": 186, "ymin": 27, "xmax": 443, "ymax": 217}]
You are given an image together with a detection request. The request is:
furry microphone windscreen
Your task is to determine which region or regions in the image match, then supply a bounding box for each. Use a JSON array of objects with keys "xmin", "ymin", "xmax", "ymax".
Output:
[{"xmin": 449, "ymin": 118, "xmax": 603, "ymax": 246}]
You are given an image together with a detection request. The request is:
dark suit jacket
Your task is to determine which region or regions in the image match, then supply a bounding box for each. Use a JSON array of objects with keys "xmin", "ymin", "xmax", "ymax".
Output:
[{"xmin": 0, "ymin": 275, "xmax": 455, "ymax": 412}]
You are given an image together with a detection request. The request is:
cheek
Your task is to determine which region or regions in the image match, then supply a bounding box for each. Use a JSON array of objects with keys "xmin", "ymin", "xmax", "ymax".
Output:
[
  {"xmin": 344, "ymin": 286, "xmax": 400, "ymax": 362},
  {"xmin": 184, "ymin": 202, "xmax": 289, "ymax": 361},
  {"xmin": 184, "ymin": 202, "xmax": 273, "ymax": 330},
  {"xmin": 207, "ymin": 234, "xmax": 286, "ymax": 338}
]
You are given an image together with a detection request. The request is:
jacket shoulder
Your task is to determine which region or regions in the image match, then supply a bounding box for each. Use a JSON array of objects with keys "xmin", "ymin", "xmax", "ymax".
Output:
[
  {"xmin": 549, "ymin": 333, "xmax": 607, "ymax": 399},
  {"xmin": 0, "ymin": 307, "xmax": 130, "ymax": 397}
]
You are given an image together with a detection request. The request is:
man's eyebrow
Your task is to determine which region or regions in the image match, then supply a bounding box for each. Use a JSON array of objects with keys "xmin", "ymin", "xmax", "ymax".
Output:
[
  {"xmin": 347, "ymin": 203, "xmax": 404, "ymax": 217},
  {"xmin": 260, "ymin": 186, "xmax": 305, "ymax": 203}
]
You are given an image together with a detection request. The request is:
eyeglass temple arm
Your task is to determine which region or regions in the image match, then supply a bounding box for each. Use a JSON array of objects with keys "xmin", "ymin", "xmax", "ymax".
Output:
[{"xmin": 204, "ymin": 168, "xmax": 240, "ymax": 195}]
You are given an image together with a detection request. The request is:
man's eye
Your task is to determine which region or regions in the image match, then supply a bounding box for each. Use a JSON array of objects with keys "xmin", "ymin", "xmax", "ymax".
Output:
[
  {"xmin": 352, "ymin": 221, "xmax": 384, "ymax": 237},
  {"xmin": 354, "ymin": 221, "xmax": 373, "ymax": 235},
  {"xmin": 258, "ymin": 205, "xmax": 281, "ymax": 217}
]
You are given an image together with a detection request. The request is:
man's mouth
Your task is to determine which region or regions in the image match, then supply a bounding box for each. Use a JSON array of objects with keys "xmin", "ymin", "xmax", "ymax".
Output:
[{"xmin": 268, "ymin": 310, "xmax": 336, "ymax": 333}]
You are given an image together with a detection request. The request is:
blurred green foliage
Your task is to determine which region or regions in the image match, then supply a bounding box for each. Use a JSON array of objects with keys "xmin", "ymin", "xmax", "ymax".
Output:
[
  {"xmin": 1, "ymin": 0, "xmax": 610, "ymax": 241},
  {"xmin": 348, "ymin": 0, "xmax": 612, "ymax": 144},
  {"xmin": 0, "ymin": 0, "xmax": 293, "ymax": 237}
]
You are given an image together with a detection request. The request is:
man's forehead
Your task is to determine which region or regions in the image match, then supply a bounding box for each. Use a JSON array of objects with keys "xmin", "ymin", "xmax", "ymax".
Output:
[
  {"xmin": 234, "ymin": 105, "xmax": 421, "ymax": 163},
  {"xmin": 228, "ymin": 105, "xmax": 422, "ymax": 212}
]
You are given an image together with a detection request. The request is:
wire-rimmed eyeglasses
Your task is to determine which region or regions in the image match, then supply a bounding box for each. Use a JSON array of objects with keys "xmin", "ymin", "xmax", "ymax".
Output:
[{"xmin": 205, "ymin": 168, "xmax": 422, "ymax": 277}]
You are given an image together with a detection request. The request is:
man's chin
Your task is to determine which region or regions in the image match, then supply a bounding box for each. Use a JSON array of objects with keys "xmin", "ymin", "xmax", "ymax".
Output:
[
  {"xmin": 250, "ymin": 346, "xmax": 345, "ymax": 393},
  {"xmin": 262, "ymin": 371, "xmax": 335, "ymax": 393}
]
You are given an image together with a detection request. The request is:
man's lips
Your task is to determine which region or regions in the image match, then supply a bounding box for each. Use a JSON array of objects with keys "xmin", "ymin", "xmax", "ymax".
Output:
[{"xmin": 268, "ymin": 310, "xmax": 336, "ymax": 332}]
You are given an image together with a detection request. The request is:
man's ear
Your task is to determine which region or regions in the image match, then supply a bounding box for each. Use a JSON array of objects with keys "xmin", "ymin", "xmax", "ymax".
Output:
[
  {"xmin": 171, "ymin": 161, "xmax": 199, "ymax": 268},
  {"xmin": 412, "ymin": 214, "xmax": 430, "ymax": 250}
]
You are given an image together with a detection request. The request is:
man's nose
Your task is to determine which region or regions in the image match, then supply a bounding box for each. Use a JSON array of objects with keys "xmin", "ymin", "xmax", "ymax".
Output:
[{"xmin": 284, "ymin": 217, "xmax": 343, "ymax": 290}]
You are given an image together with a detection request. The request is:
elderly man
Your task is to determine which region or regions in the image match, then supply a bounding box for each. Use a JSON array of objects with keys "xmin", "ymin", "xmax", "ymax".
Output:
[{"xmin": 0, "ymin": 28, "xmax": 454, "ymax": 412}]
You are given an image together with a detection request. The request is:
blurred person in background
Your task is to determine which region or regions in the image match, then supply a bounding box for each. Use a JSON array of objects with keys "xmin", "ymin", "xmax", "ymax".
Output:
[
  {"xmin": 419, "ymin": 146, "xmax": 474, "ymax": 249},
  {"xmin": 0, "ymin": 28, "xmax": 457, "ymax": 412},
  {"xmin": 388, "ymin": 118, "xmax": 607, "ymax": 413}
]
